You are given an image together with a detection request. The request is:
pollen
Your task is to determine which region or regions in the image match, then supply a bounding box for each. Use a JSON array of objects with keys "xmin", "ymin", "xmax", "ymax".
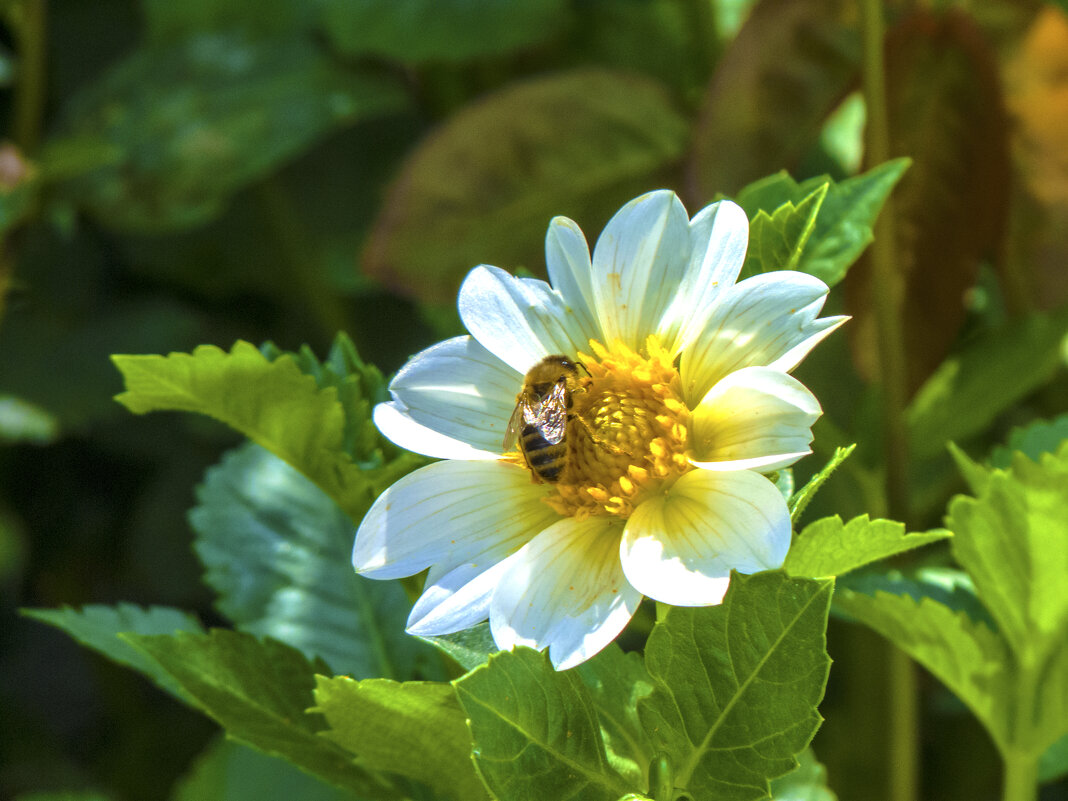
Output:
[{"xmin": 544, "ymin": 336, "xmax": 692, "ymax": 519}]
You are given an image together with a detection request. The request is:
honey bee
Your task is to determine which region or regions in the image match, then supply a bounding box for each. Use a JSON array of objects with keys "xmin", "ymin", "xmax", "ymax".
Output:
[{"xmin": 504, "ymin": 355, "xmax": 586, "ymax": 483}]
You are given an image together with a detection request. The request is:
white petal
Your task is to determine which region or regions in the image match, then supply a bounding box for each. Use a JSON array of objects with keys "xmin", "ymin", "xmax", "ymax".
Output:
[
  {"xmin": 353, "ymin": 460, "xmax": 558, "ymax": 580},
  {"xmin": 377, "ymin": 335, "xmax": 518, "ymax": 459},
  {"xmin": 406, "ymin": 557, "xmax": 514, "ymax": 636},
  {"xmin": 680, "ymin": 271, "xmax": 847, "ymax": 406},
  {"xmin": 690, "ymin": 366, "xmax": 821, "ymax": 472},
  {"xmin": 621, "ymin": 469, "xmax": 790, "ymax": 606},
  {"xmin": 590, "ymin": 190, "xmax": 692, "ymax": 351},
  {"xmin": 458, "ymin": 265, "xmax": 595, "ymax": 374},
  {"xmin": 545, "ymin": 217, "xmax": 602, "ymax": 344},
  {"xmin": 657, "ymin": 200, "xmax": 749, "ymax": 355},
  {"xmin": 490, "ymin": 516, "xmax": 641, "ymax": 670}
]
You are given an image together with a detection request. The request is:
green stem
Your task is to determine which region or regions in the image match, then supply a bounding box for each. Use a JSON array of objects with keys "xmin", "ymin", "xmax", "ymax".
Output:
[
  {"xmin": 12, "ymin": 0, "xmax": 48, "ymax": 152},
  {"xmin": 859, "ymin": 4, "xmax": 916, "ymax": 801},
  {"xmin": 1002, "ymin": 752, "xmax": 1038, "ymax": 801}
]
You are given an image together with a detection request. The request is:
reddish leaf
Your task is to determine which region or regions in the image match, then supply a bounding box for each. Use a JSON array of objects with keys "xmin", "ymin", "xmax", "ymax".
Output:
[
  {"xmin": 362, "ymin": 68, "xmax": 689, "ymax": 306},
  {"xmin": 845, "ymin": 10, "xmax": 1010, "ymax": 395},
  {"xmin": 687, "ymin": 0, "xmax": 861, "ymax": 201}
]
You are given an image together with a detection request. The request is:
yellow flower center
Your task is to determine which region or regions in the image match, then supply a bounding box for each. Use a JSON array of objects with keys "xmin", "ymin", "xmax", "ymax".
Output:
[{"xmin": 544, "ymin": 337, "xmax": 692, "ymax": 519}]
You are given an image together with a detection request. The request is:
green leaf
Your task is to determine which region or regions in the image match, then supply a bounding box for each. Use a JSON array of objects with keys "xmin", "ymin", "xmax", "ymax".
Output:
[
  {"xmin": 14, "ymin": 794, "xmax": 115, "ymax": 801},
  {"xmin": 741, "ymin": 184, "xmax": 827, "ymax": 279},
  {"xmin": 946, "ymin": 447, "xmax": 1068, "ymax": 660},
  {"xmin": 21, "ymin": 604, "xmax": 204, "ymax": 704},
  {"xmin": 639, "ymin": 571, "xmax": 834, "ymax": 800},
  {"xmin": 112, "ymin": 340, "xmax": 376, "ymax": 522},
  {"xmin": 172, "ymin": 737, "xmax": 353, "ymax": 801},
  {"xmin": 734, "ymin": 160, "xmax": 910, "ymax": 287},
  {"xmin": 770, "ymin": 748, "xmax": 837, "ymax": 801},
  {"xmin": 364, "ymin": 68, "xmax": 689, "ymax": 305},
  {"xmin": 0, "ymin": 394, "xmax": 60, "ymax": 444},
  {"xmin": 417, "ymin": 621, "xmax": 498, "ymax": 672},
  {"xmin": 906, "ymin": 308, "xmax": 1068, "ymax": 461},
  {"xmin": 260, "ymin": 333, "xmax": 424, "ymax": 489},
  {"xmin": 314, "ymin": 676, "xmax": 488, "ymax": 801},
  {"xmin": 121, "ymin": 629, "xmax": 399, "ymax": 798},
  {"xmin": 837, "ymin": 566, "xmax": 996, "ymax": 631},
  {"xmin": 833, "ymin": 586, "xmax": 1010, "ymax": 751},
  {"xmin": 688, "ymin": 0, "xmax": 861, "ymax": 196},
  {"xmin": 58, "ymin": 33, "xmax": 406, "ymax": 231},
  {"xmin": 190, "ymin": 442, "xmax": 436, "ymax": 680},
  {"xmin": 576, "ymin": 646, "xmax": 656, "ymax": 789},
  {"xmin": 143, "ymin": 0, "xmax": 318, "ymax": 42},
  {"xmin": 1040, "ymin": 731, "xmax": 1068, "ymax": 784},
  {"xmin": 323, "ymin": 0, "xmax": 568, "ymax": 63},
  {"xmin": 789, "ymin": 444, "xmax": 856, "ymax": 523},
  {"xmin": 784, "ymin": 515, "xmax": 950, "ymax": 579},
  {"xmin": 989, "ymin": 414, "xmax": 1068, "ymax": 469},
  {"xmin": 453, "ymin": 648, "xmax": 630, "ymax": 801}
]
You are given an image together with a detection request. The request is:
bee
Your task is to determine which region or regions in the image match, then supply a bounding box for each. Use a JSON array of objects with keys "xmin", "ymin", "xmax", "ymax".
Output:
[{"xmin": 504, "ymin": 355, "xmax": 586, "ymax": 483}]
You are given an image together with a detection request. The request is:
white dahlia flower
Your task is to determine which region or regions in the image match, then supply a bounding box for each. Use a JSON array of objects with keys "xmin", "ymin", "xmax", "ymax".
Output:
[{"xmin": 353, "ymin": 190, "xmax": 846, "ymax": 669}]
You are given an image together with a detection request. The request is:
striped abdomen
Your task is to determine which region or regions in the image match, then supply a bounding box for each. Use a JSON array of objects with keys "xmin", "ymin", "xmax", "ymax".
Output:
[{"xmin": 519, "ymin": 424, "xmax": 568, "ymax": 482}]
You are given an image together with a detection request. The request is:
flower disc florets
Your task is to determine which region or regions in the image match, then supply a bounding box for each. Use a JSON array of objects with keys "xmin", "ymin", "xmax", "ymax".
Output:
[{"xmin": 547, "ymin": 338, "xmax": 691, "ymax": 519}]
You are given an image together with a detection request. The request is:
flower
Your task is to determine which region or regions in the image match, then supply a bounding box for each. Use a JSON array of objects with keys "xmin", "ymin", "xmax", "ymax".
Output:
[{"xmin": 353, "ymin": 190, "xmax": 846, "ymax": 670}]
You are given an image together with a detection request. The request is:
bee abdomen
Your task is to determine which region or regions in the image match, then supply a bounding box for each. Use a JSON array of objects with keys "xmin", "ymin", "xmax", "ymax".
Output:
[{"xmin": 520, "ymin": 426, "xmax": 567, "ymax": 482}]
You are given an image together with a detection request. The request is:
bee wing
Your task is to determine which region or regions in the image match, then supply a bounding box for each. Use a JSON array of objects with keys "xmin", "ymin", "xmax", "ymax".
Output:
[
  {"xmin": 502, "ymin": 400, "xmax": 525, "ymax": 451},
  {"xmin": 530, "ymin": 381, "xmax": 569, "ymax": 445}
]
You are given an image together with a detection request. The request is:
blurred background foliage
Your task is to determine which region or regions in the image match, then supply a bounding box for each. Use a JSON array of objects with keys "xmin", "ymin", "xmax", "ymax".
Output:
[{"xmin": 0, "ymin": 0, "xmax": 1066, "ymax": 799}]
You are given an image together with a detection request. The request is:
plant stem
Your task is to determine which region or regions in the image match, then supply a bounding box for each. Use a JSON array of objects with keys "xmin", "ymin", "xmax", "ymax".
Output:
[
  {"xmin": 1002, "ymin": 752, "xmax": 1038, "ymax": 801},
  {"xmin": 859, "ymin": 3, "xmax": 916, "ymax": 801},
  {"xmin": 12, "ymin": 0, "xmax": 48, "ymax": 152}
]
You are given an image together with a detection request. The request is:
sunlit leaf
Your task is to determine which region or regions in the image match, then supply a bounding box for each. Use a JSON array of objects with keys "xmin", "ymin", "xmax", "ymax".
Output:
[
  {"xmin": 363, "ymin": 68, "xmax": 689, "ymax": 305},
  {"xmin": 22, "ymin": 604, "xmax": 204, "ymax": 705},
  {"xmin": 171, "ymin": 737, "xmax": 352, "ymax": 801},
  {"xmin": 121, "ymin": 630, "xmax": 399, "ymax": 798},
  {"xmin": 322, "ymin": 0, "xmax": 568, "ymax": 63},
  {"xmin": 453, "ymin": 648, "xmax": 630, "ymax": 801},
  {"xmin": 112, "ymin": 341, "xmax": 376, "ymax": 521},
  {"xmin": 314, "ymin": 676, "xmax": 488, "ymax": 801},
  {"xmin": 688, "ymin": 0, "xmax": 860, "ymax": 197},
  {"xmin": 190, "ymin": 442, "xmax": 437, "ymax": 680},
  {"xmin": 905, "ymin": 307, "xmax": 1068, "ymax": 461},
  {"xmin": 639, "ymin": 571, "xmax": 833, "ymax": 800},
  {"xmin": 845, "ymin": 9, "xmax": 1011, "ymax": 393},
  {"xmin": 837, "ymin": 566, "xmax": 996, "ymax": 630},
  {"xmin": 784, "ymin": 515, "xmax": 950, "ymax": 579},
  {"xmin": 576, "ymin": 645, "xmax": 656, "ymax": 789},
  {"xmin": 417, "ymin": 621, "xmax": 498, "ymax": 672},
  {"xmin": 741, "ymin": 184, "xmax": 826, "ymax": 279},
  {"xmin": 789, "ymin": 445, "xmax": 856, "ymax": 523},
  {"xmin": 58, "ymin": 33, "xmax": 406, "ymax": 231}
]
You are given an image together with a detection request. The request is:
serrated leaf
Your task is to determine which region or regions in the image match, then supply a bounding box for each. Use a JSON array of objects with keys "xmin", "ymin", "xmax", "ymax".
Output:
[
  {"xmin": 112, "ymin": 340, "xmax": 376, "ymax": 522},
  {"xmin": 58, "ymin": 33, "xmax": 406, "ymax": 231},
  {"xmin": 121, "ymin": 629, "xmax": 400, "ymax": 798},
  {"xmin": 191, "ymin": 442, "xmax": 436, "ymax": 679},
  {"xmin": 734, "ymin": 161, "xmax": 909, "ymax": 287},
  {"xmin": 260, "ymin": 333, "xmax": 424, "ymax": 489},
  {"xmin": 837, "ymin": 566, "xmax": 996, "ymax": 631},
  {"xmin": 453, "ymin": 648, "xmax": 630, "ymax": 801},
  {"xmin": 784, "ymin": 515, "xmax": 950, "ymax": 579},
  {"xmin": 171, "ymin": 737, "xmax": 352, "ymax": 801},
  {"xmin": 364, "ymin": 68, "xmax": 689, "ymax": 305},
  {"xmin": 22, "ymin": 604, "xmax": 204, "ymax": 704},
  {"xmin": 576, "ymin": 646, "xmax": 656, "ymax": 788},
  {"xmin": 638, "ymin": 571, "xmax": 833, "ymax": 800},
  {"xmin": 770, "ymin": 748, "xmax": 837, "ymax": 801},
  {"xmin": 789, "ymin": 444, "xmax": 856, "ymax": 523},
  {"xmin": 989, "ymin": 414, "xmax": 1068, "ymax": 469},
  {"xmin": 833, "ymin": 587, "xmax": 1011, "ymax": 751},
  {"xmin": 906, "ymin": 307, "xmax": 1068, "ymax": 460},
  {"xmin": 948, "ymin": 442, "xmax": 991, "ymax": 497},
  {"xmin": 946, "ymin": 447, "xmax": 1068, "ymax": 660},
  {"xmin": 314, "ymin": 676, "xmax": 488, "ymax": 801},
  {"xmin": 741, "ymin": 184, "xmax": 827, "ymax": 279},
  {"xmin": 688, "ymin": 0, "xmax": 860, "ymax": 197},
  {"xmin": 322, "ymin": 0, "xmax": 568, "ymax": 64},
  {"xmin": 417, "ymin": 621, "xmax": 498, "ymax": 672},
  {"xmin": 845, "ymin": 9, "xmax": 1011, "ymax": 392}
]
